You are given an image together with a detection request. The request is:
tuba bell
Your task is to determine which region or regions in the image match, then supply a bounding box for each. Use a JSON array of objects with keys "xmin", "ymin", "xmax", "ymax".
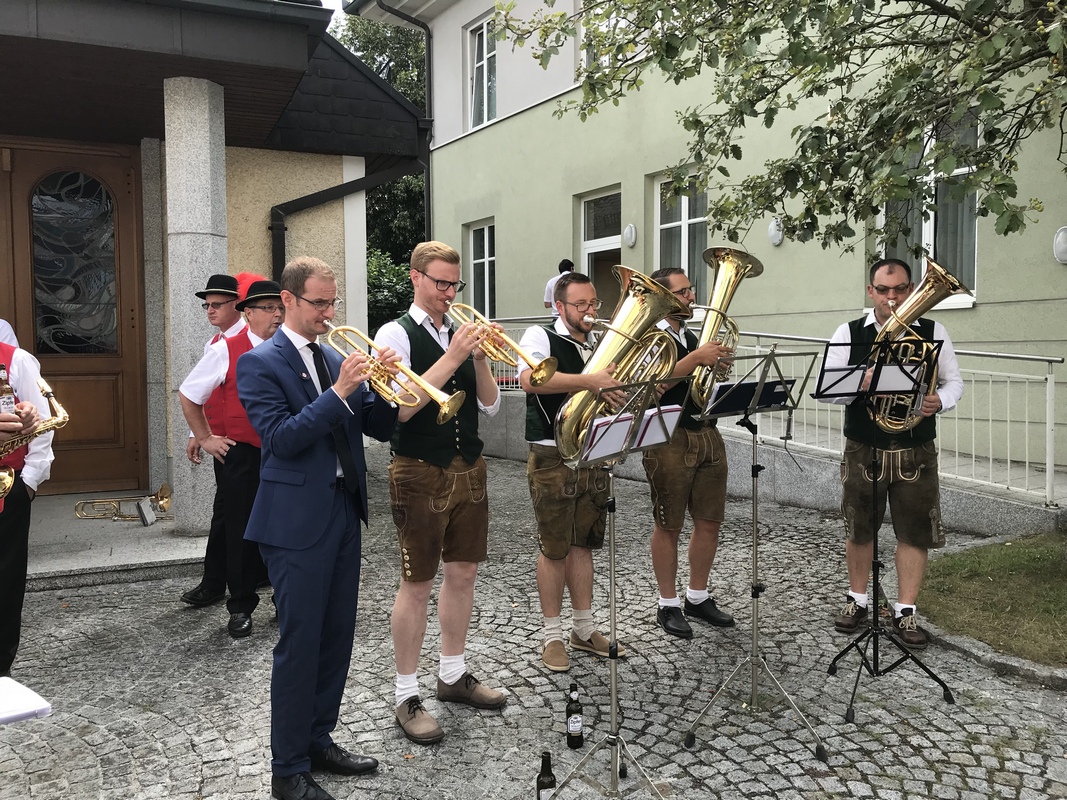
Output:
[
  {"xmin": 868, "ymin": 256, "xmax": 972, "ymax": 432},
  {"xmin": 688, "ymin": 247, "xmax": 764, "ymax": 410},
  {"xmin": 554, "ymin": 266, "xmax": 690, "ymax": 465}
]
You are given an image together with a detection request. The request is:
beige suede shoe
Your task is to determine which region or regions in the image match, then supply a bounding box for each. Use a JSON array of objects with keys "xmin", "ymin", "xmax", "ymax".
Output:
[
  {"xmin": 569, "ymin": 630, "xmax": 627, "ymax": 658},
  {"xmin": 395, "ymin": 696, "xmax": 445, "ymax": 745},
  {"xmin": 436, "ymin": 671, "xmax": 507, "ymax": 710},
  {"xmin": 541, "ymin": 639, "xmax": 570, "ymax": 672}
]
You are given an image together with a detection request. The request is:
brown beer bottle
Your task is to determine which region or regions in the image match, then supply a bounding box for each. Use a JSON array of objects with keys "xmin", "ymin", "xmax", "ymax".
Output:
[{"xmin": 0, "ymin": 364, "xmax": 16, "ymax": 415}]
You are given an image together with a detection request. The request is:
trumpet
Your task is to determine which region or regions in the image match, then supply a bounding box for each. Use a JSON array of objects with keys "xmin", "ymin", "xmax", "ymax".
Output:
[
  {"xmin": 323, "ymin": 321, "xmax": 465, "ymax": 425},
  {"xmin": 75, "ymin": 483, "xmax": 173, "ymax": 521},
  {"xmin": 445, "ymin": 303, "xmax": 558, "ymax": 387}
]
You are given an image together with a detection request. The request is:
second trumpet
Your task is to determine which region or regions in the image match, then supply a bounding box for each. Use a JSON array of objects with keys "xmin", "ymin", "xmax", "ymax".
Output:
[
  {"xmin": 446, "ymin": 302, "xmax": 558, "ymax": 387},
  {"xmin": 323, "ymin": 321, "xmax": 465, "ymax": 425}
]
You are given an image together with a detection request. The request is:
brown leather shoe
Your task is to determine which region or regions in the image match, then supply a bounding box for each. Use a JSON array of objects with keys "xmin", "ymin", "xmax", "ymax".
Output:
[
  {"xmin": 833, "ymin": 597, "xmax": 869, "ymax": 632},
  {"xmin": 541, "ymin": 640, "xmax": 570, "ymax": 672},
  {"xmin": 569, "ymin": 630, "xmax": 627, "ymax": 658},
  {"xmin": 395, "ymin": 696, "xmax": 445, "ymax": 745},
  {"xmin": 892, "ymin": 609, "xmax": 930, "ymax": 650},
  {"xmin": 436, "ymin": 671, "xmax": 507, "ymax": 710}
]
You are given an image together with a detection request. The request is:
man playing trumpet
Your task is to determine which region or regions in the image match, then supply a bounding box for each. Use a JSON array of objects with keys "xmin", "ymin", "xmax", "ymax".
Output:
[
  {"xmin": 518, "ymin": 272, "xmax": 628, "ymax": 672},
  {"xmin": 644, "ymin": 268, "xmax": 736, "ymax": 640},
  {"xmin": 375, "ymin": 241, "xmax": 507, "ymax": 745}
]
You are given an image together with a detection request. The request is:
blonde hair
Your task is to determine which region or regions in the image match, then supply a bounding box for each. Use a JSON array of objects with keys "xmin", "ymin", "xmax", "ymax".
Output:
[
  {"xmin": 410, "ymin": 241, "xmax": 460, "ymax": 274},
  {"xmin": 281, "ymin": 256, "xmax": 335, "ymax": 295}
]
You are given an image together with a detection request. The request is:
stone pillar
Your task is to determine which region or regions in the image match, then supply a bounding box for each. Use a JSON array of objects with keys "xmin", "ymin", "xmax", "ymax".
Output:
[
  {"xmin": 163, "ymin": 77, "xmax": 227, "ymax": 534},
  {"xmin": 140, "ymin": 138, "xmax": 169, "ymax": 492}
]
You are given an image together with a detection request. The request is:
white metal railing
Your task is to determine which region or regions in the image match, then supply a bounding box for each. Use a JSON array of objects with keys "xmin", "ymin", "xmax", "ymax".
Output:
[
  {"xmin": 737, "ymin": 331, "xmax": 1063, "ymax": 507},
  {"xmin": 493, "ymin": 317, "xmax": 1063, "ymax": 507}
]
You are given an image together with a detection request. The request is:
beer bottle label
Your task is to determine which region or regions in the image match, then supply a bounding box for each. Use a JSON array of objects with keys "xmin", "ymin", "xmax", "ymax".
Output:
[{"xmin": 567, "ymin": 714, "xmax": 582, "ymax": 734}]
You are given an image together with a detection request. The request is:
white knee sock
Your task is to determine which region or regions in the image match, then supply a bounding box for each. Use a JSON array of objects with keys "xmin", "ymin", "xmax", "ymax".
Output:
[
  {"xmin": 658, "ymin": 596, "xmax": 681, "ymax": 609},
  {"xmin": 395, "ymin": 672, "xmax": 419, "ymax": 707},
  {"xmin": 686, "ymin": 588, "xmax": 710, "ymax": 605},
  {"xmin": 543, "ymin": 616, "xmax": 564, "ymax": 645},
  {"xmin": 572, "ymin": 608, "xmax": 595, "ymax": 640},
  {"xmin": 439, "ymin": 653, "xmax": 466, "ymax": 685},
  {"xmin": 894, "ymin": 602, "xmax": 916, "ymax": 619},
  {"xmin": 848, "ymin": 590, "xmax": 869, "ymax": 607}
]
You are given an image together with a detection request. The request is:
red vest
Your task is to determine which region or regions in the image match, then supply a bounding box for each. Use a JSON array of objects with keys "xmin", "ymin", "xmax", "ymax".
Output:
[
  {"xmin": 221, "ymin": 332, "xmax": 260, "ymax": 447},
  {"xmin": 0, "ymin": 341, "xmax": 28, "ymax": 472},
  {"xmin": 203, "ymin": 332, "xmax": 227, "ymax": 438}
]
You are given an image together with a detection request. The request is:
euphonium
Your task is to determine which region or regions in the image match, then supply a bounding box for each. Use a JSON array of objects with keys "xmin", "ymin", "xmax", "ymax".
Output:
[
  {"xmin": 554, "ymin": 266, "xmax": 690, "ymax": 465},
  {"xmin": 688, "ymin": 247, "xmax": 763, "ymax": 410},
  {"xmin": 323, "ymin": 321, "xmax": 465, "ymax": 425},
  {"xmin": 0, "ymin": 378, "xmax": 69, "ymax": 499},
  {"xmin": 445, "ymin": 302, "xmax": 558, "ymax": 387},
  {"xmin": 868, "ymin": 257, "xmax": 972, "ymax": 432}
]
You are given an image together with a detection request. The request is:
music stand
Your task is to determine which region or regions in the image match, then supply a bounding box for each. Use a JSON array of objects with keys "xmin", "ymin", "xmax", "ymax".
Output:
[
  {"xmin": 551, "ymin": 376, "xmax": 678, "ymax": 800},
  {"xmin": 683, "ymin": 345, "xmax": 828, "ymax": 763},
  {"xmin": 816, "ymin": 340, "xmax": 955, "ymax": 722}
]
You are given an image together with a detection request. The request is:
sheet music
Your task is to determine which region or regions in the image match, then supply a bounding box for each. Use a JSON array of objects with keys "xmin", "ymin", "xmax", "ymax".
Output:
[
  {"xmin": 0, "ymin": 677, "xmax": 52, "ymax": 724},
  {"xmin": 580, "ymin": 412, "xmax": 636, "ymax": 462},
  {"xmin": 634, "ymin": 404, "xmax": 682, "ymax": 449}
]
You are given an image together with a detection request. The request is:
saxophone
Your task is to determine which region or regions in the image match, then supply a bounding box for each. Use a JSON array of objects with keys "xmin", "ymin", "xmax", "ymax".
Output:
[{"xmin": 0, "ymin": 379, "xmax": 69, "ymax": 499}]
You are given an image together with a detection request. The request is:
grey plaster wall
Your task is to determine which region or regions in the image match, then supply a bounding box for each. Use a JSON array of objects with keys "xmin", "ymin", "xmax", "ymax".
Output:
[{"xmin": 140, "ymin": 138, "xmax": 169, "ymax": 493}]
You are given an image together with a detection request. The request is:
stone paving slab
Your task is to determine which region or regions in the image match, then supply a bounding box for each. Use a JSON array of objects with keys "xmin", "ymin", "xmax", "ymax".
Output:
[{"xmin": 2, "ymin": 445, "xmax": 1066, "ymax": 799}]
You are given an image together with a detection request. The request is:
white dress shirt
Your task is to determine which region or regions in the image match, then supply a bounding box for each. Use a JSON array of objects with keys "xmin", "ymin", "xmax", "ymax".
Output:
[
  {"xmin": 518, "ymin": 317, "xmax": 597, "ymax": 446},
  {"xmin": 180, "ymin": 331, "xmax": 266, "ymax": 404},
  {"xmin": 7, "ymin": 349, "xmax": 54, "ymax": 491},
  {"xmin": 821, "ymin": 309, "xmax": 964, "ymax": 412}
]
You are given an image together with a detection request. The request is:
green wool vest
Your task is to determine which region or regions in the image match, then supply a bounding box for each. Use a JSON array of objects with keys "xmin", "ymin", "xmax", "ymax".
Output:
[
  {"xmin": 661, "ymin": 326, "xmax": 717, "ymax": 431},
  {"xmin": 843, "ymin": 316, "xmax": 938, "ymax": 449},
  {"xmin": 391, "ymin": 313, "xmax": 483, "ymax": 467},
  {"xmin": 525, "ymin": 326, "xmax": 589, "ymax": 442}
]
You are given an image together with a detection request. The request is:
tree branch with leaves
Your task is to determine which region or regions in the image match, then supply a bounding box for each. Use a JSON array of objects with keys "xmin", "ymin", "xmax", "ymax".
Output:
[{"xmin": 497, "ymin": 0, "xmax": 1066, "ymax": 250}]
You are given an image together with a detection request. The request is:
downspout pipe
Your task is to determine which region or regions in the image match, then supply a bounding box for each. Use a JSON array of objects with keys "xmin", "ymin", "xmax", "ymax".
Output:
[
  {"xmin": 268, "ymin": 160, "xmax": 423, "ymax": 280},
  {"xmin": 343, "ymin": 0, "xmax": 433, "ymax": 241}
]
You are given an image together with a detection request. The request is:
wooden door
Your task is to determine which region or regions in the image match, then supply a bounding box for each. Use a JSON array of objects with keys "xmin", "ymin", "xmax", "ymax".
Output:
[{"xmin": 0, "ymin": 139, "xmax": 146, "ymax": 494}]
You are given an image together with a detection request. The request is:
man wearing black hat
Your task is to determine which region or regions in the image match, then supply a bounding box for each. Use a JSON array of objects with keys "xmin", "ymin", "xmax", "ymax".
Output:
[
  {"xmin": 180, "ymin": 277, "xmax": 283, "ymax": 637},
  {"xmin": 181, "ymin": 274, "xmax": 247, "ymax": 608}
]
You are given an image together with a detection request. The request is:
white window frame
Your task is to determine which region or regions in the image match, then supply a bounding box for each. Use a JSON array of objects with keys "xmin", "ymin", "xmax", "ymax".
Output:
[
  {"xmin": 470, "ymin": 221, "xmax": 496, "ymax": 318},
  {"xmin": 469, "ymin": 17, "xmax": 496, "ymax": 130},
  {"xmin": 882, "ymin": 127, "xmax": 978, "ymax": 309},
  {"xmin": 581, "ymin": 189, "xmax": 622, "ymax": 270},
  {"xmin": 654, "ymin": 176, "xmax": 710, "ymax": 302}
]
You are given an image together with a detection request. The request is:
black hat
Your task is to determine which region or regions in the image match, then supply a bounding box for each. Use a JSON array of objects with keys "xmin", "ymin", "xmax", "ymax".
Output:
[
  {"xmin": 236, "ymin": 280, "xmax": 283, "ymax": 311},
  {"xmin": 195, "ymin": 274, "xmax": 239, "ymax": 300}
]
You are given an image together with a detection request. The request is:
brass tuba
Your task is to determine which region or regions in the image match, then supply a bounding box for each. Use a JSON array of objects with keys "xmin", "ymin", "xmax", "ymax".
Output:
[
  {"xmin": 868, "ymin": 256, "xmax": 972, "ymax": 432},
  {"xmin": 554, "ymin": 266, "xmax": 690, "ymax": 464},
  {"xmin": 0, "ymin": 379, "xmax": 69, "ymax": 499},
  {"xmin": 688, "ymin": 247, "xmax": 764, "ymax": 410}
]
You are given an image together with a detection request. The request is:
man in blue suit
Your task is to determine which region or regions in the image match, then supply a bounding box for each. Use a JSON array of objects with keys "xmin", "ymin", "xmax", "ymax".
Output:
[{"xmin": 236, "ymin": 256, "xmax": 399, "ymax": 800}]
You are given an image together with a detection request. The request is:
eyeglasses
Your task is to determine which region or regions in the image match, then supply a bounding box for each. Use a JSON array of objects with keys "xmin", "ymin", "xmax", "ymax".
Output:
[
  {"xmin": 201, "ymin": 299, "xmax": 236, "ymax": 310},
  {"xmin": 871, "ymin": 283, "xmax": 911, "ymax": 296},
  {"xmin": 293, "ymin": 293, "xmax": 344, "ymax": 311},
  {"xmin": 418, "ymin": 272, "xmax": 466, "ymax": 293},
  {"xmin": 246, "ymin": 305, "xmax": 284, "ymax": 314},
  {"xmin": 672, "ymin": 286, "xmax": 695, "ymax": 297},
  {"xmin": 563, "ymin": 299, "xmax": 604, "ymax": 313}
]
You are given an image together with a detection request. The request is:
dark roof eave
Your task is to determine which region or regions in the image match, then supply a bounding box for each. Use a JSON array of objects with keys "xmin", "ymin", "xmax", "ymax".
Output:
[{"xmin": 134, "ymin": 0, "xmax": 332, "ymax": 36}]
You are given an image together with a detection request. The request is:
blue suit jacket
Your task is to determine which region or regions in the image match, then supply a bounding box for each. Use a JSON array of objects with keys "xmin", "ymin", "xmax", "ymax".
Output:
[{"xmin": 236, "ymin": 328, "xmax": 398, "ymax": 550}]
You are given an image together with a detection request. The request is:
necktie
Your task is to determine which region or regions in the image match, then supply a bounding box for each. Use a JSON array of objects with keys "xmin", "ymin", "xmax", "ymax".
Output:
[{"xmin": 308, "ymin": 342, "xmax": 360, "ymax": 496}]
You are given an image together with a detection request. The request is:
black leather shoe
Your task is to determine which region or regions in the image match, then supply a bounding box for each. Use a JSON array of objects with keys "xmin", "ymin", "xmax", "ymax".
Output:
[
  {"xmin": 271, "ymin": 772, "xmax": 335, "ymax": 800},
  {"xmin": 309, "ymin": 743, "xmax": 378, "ymax": 776},
  {"xmin": 684, "ymin": 597, "xmax": 736, "ymax": 628},
  {"xmin": 227, "ymin": 612, "xmax": 252, "ymax": 638},
  {"xmin": 180, "ymin": 583, "xmax": 224, "ymax": 607},
  {"xmin": 656, "ymin": 606, "xmax": 693, "ymax": 639}
]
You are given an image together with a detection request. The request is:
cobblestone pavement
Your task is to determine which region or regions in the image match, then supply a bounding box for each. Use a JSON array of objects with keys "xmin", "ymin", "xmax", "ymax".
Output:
[{"xmin": 2, "ymin": 444, "xmax": 1066, "ymax": 800}]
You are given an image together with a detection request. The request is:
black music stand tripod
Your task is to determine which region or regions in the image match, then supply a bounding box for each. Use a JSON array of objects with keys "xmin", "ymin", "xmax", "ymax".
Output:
[
  {"xmin": 816, "ymin": 339, "xmax": 955, "ymax": 722},
  {"xmin": 682, "ymin": 345, "xmax": 827, "ymax": 762},
  {"xmin": 551, "ymin": 377, "xmax": 680, "ymax": 800}
]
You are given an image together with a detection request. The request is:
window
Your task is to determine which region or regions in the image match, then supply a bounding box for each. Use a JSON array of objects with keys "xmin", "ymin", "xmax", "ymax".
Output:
[
  {"xmin": 582, "ymin": 191, "xmax": 623, "ymax": 312},
  {"xmin": 471, "ymin": 223, "xmax": 496, "ymax": 317},
  {"xmin": 884, "ymin": 121, "xmax": 977, "ymax": 304},
  {"xmin": 470, "ymin": 18, "xmax": 496, "ymax": 129},
  {"xmin": 656, "ymin": 178, "xmax": 709, "ymax": 301}
]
